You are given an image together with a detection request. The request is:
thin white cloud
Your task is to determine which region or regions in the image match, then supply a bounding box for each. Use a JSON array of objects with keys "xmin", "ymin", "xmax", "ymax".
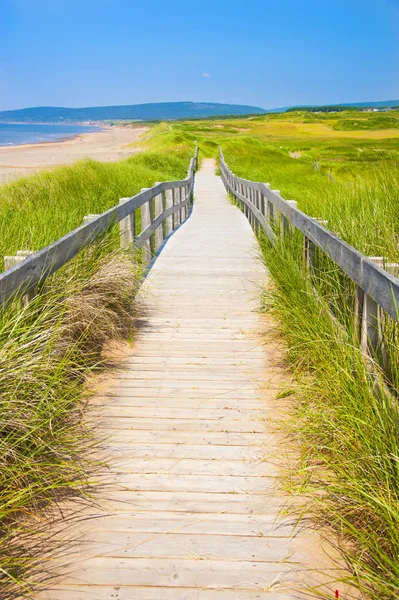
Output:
[{"xmin": 202, "ymin": 72, "xmax": 211, "ymax": 78}]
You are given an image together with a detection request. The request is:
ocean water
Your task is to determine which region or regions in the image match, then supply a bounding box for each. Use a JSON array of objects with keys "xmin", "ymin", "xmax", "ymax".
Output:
[{"xmin": 0, "ymin": 122, "xmax": 100, "ymax": 146}]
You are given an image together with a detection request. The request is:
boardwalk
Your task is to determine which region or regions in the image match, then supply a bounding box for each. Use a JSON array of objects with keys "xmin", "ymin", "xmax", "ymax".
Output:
[{"xmin": 39, "ymin": 159, "xmax": 330, "ymax": 599}]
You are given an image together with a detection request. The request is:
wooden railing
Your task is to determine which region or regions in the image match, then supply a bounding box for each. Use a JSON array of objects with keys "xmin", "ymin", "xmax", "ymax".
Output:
[
  {"xmin": 219, "ymin": 149, "xmax": 399, "ymax": 358},
  {"xmin": 0, "ymin": 147, "xmax": 198, "ymax": 306}
]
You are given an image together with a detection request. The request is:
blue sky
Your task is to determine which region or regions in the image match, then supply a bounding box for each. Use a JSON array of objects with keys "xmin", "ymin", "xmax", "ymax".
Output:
[{"xmin": 1, "ymin": 0, "xmax": 398, "ymax": 111}]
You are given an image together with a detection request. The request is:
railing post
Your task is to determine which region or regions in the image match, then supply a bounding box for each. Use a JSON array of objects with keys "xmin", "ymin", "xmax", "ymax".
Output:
[
  {"xmin": 304, "ymin": 220, "xmax": 326, "ymax": 271},
  {"xmin": 181, "ymin": 185, "xmax": 186, "ymax": 220},
  {"xmin": 185, "ymin": 183, "xmax": 190, "ymax": 219},
  {"xmin": 249, "ymin": 186, "xmax": 254, "ymax": 227},
  {"xmin": 154, "ymin": 184, "xmax": 164, "ymax": 251},
  {"xmin": 253, "ymin": 189, "xmax": 259, "ymax": 232},
  {"xmin": 361, "ymin": 293, "xmax": 380, "ymax": 356},
  {"xmin": 4, "ymin": 251, "xmax": 35, "ymax": 306},
  {"xmin": 177, "ymin": 187, "xmax": 182, "ymax": 226},
  {"xmin": 264, "ymin": 184, "xmax": 274, "ymax": 225},
  {"xmin": 355, "ymin": 257, "xmax": 384, "ymax": 355},
  {"xmin": 260, "ymin": 189, "xmax": 266, "ymax": 219},
  {"xmin": 247, "ymin": 186, "xmax": 252, "ymax": 226},
  {"xmin": 141, "ymin": 188, "xmax": 152, "ymax": 264},
  {"xmin": 252, "ymin": 188, "xmax": 257, "ymax": 228},
  {"xmin": 165, "ymin": 188, "xmax": 173, "ymax": 237},
  {"xmin": 282, "ymin": 201, "xmax": 297, "ymax": 236},
  {"xmin": 172, "ymin": 188, "xmax": 179, "ymax": 228},
  {"xmin": 256, "ymin": 189, "xmax": 261, "ymax": 231},
  {"xmin": 272, "ymin": 190, "xmax": 281, "ymax": 231},
  {"xmin": 118, "ymin": 200, "xmax": 135, "ymax": 249}
]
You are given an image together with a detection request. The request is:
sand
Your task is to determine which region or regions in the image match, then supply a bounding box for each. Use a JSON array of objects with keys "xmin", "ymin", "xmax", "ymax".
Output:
[{"xmin": 0, "ymin": 126, "xmax": 148, "ymax": 184}]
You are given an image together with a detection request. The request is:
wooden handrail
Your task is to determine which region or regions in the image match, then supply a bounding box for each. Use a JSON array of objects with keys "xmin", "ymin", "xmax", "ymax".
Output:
[
  {"xmin": 219, "ymin": 148, "xmax": 399, "ymax": 357},
  {"xmin": 0, "ymin": 147, "xmax": 198, "ymax": 306}
]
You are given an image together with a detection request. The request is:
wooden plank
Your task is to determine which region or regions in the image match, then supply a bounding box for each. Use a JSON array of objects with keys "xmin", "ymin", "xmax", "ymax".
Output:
[
  {"xmin": 94, "ymin": 430, "xmax": 268, "ymax": 445},
  {"xmin": 92, "ymin": 397, "xmax": 265, "ymax": 409},
  {"xmin": 38, "ymin": 586, "xmax": 298, "ymax": 600},
  {"xmin": 93, "ymin": 490, "xmax": 295, "ymax": 514},
  {"xmin": 90, "ymin": 406, "xmax": 266, "ymax": 420},
  {"xmin": 72, "ymin": 512, "xmax": 294, "ymax": 537},
  {"xmin": 94, "ymin": 443, "xmax": 265, "ymax": 460},
  {"xmin": 56, "ymin": 557, "xmax": 298, "ymax": 588},
  {"xmin": 97, "ymin": 473, "xmax": 275, "ymax": 494},
  {"xmin": 90, "ymin": 417, "xmax": 266, "ymax": 433},
  {"xmin": 93, "ymin": 458, "xmax": 278, "ymax": 477},
  {"xmin": 96, "ymin": 388, "xmax": 264, "ymax": 398},
  {"xmin": 65, "ymin": 532, "xmax": 297, "ymax": 561}
]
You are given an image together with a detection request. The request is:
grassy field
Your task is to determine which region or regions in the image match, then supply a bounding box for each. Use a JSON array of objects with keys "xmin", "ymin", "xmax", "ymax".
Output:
[{"xmin": 133, "ymin": 112, "xmax": 399, "ymax": 598}]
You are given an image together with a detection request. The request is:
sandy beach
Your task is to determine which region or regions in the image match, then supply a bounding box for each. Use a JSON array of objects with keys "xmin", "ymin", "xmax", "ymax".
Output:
[{"xmin": 0, "ymin": 126, "xmax": 148, "ymax": 184}]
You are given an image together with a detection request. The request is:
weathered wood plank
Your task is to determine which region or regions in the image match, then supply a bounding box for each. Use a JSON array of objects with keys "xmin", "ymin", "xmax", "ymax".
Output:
[
  {"xmin": 91, "ymin": 457, "xmax": 278, "ymax": 477},
  {"xmin": 54, "ymin": 556, "xmax": 299, "ymax": 587},
  {"xmin": 39, "ymin": 586, "xmax": 298, "ymax": 600},
  {"xmin": 94, "ymin": 490, "xmax": 295, "ymax": 514}
]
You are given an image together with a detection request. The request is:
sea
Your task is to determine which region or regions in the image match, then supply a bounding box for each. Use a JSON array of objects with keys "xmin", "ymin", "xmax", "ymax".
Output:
[{"xmin": 0, "ymin": 122, "xmax": 101, "ymax": 146}]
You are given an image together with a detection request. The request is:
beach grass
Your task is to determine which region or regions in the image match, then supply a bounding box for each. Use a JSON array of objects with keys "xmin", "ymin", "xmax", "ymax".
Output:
[{"xmin": 0, "ymin": 147, "xmax": 191, "ymax": 267}]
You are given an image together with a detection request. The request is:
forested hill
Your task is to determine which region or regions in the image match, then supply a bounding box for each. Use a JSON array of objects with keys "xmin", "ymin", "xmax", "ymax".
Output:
[{"xmin": 0, "ymin": 102, "xmax": 267, "ymax": 123}]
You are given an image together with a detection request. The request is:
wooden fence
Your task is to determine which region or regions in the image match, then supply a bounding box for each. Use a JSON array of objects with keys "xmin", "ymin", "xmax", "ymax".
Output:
[
  {"xmin": 219, "ymin": 149, "xmax": 399, "ymax": 358},
  {"xmin": 0, "ymin": 147, "xmax": 198, "ymax": 306}
]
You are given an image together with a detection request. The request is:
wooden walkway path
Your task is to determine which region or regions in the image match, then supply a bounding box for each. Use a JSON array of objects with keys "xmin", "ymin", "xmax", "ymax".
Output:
[{"xmin": 39, "ymin": 159, "xmax": 330, "ymax": 600}]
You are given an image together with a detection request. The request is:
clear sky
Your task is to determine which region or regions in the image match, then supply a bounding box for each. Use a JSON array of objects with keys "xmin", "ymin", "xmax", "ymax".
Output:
[{"xmin": 1, "ymin": 0, "xmax": 398, "ymax": 111}]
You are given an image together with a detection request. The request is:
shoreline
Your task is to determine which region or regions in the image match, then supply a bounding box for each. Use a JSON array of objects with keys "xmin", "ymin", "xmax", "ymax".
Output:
[
  {"xmin": 0, "ymin": 129, "xmax": 103, "ymax": 150},
  {"xmin": 0, "ymin": 126, "xmax": 148, "ymax": 184},
  {"xmin": 0, "ymin": 123, "xmax": 108, "ymax": 149}
]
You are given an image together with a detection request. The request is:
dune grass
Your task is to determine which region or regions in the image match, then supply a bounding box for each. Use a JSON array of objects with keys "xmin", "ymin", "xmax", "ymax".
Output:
[
  {"xmin": 0, "ymin": 234, "xmax": 141, "ymax": 597},
  {"xmin": 0, "ymin": 147, "xmax": 191, "ymax": 268},
  {"xmin": 259, "ymin": 234, "xmax": 399, "ymax": 598}
]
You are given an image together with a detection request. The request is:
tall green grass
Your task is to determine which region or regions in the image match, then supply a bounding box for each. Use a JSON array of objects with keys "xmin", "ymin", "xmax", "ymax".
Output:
[
  {"xmin": 260, "ymin": 235, "xmax": 399, "ymax": 598},
  {"xmin": 0, "ymin": 148, "xmax": 191, "ymax": 268},
  {"xmin": 220, "ymin": 137, "xmax": 399, "ymax": 260}
]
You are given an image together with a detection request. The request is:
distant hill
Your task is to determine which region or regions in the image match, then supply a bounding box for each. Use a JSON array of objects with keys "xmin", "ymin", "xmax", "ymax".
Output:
[
  {"xmin": 1, "ymin": 100, "xmax": 398, "ymax": 124},
  {"xmin": 336, "ymin": 100, "xmax": 399, "ymax": 109},
  {"xmin": 0, "ymin": 102, "xmax": 267, "ymax": 123},
  {"xmin": 286, "ymin": 100, "xmax": 399, "ymax": 112}
]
